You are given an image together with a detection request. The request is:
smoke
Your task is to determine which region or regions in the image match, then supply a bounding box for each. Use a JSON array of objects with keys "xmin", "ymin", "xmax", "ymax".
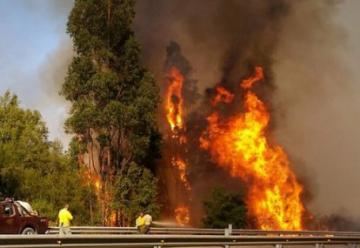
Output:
[
  {"xmin": 135, "ymin": 0, "xmax": 289, "ymax": 93},
  {"xmin": 134, "ymin": 0, "xmax": 360, "ymax": 228},
  {"xmin": 34, "ymin": 1, "xmax": 74, "ymax": 146},
  {"xmin": 37, "ymin": 38, "xmax": 73, "ymax": 146},
  {"xmin": 272, "ymin": 0, "xmax": 360, "ymax": 220},
  {"xmin": 39, "ymin": 38, "xmax": 73, "ymax": 104},
  {"xmin": 319, "ymin": 214, "xmax": 360, "ymax": 231}
]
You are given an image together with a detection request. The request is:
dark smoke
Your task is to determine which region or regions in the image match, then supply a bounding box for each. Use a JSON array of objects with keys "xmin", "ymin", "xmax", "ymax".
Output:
[
  {"xmin": 322, "ymin": 215, "xmax": 360, "ymax": 232},
  {"xmin": 309, "ymin": 214, "xmax": 360, "ymax": 231},
  {"xmin": 135, "ymin": 0, "xmax": 289, "ymax": 93}
]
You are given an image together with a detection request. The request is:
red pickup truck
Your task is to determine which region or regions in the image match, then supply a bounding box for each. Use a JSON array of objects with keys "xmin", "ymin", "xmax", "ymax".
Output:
[{"xmin": 0, "ymin": 199, "xmax": 48, "ymax": 234}]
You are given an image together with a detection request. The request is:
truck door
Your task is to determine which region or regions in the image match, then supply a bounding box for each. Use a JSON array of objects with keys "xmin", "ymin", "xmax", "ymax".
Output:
[{"xmin": 0, "ymin": 203, "xmax": 18, "ymax": 234}]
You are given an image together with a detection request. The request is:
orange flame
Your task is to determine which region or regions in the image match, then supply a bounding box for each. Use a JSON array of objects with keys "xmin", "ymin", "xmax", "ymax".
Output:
[
  {"xmin": 175, "ymin": 206, "xmax": 190, "ymax": 226},
  {"xmin": 172, "ymin": 157, "xmax": 191, "ymax": 191},
  {"xmin": 200, "ymin": 67, "xmax": 305, "ymax": 230},
  {"xmin": 166, "ymin": 67, "xmax": 184, "ymax": 133},
  {"xmin": 211, "ymin": 86, "xmax": 234, "ymax": 106},
  {"xmin": 83, "ymin": 170, "xmax": 101, "ymax": 193},
  {"xmin": 241, "ymin": 66, "xmax": 264, "ymax": 89},
  {"xmin": 164, "ymin": 66, "xmax": 192, "ymax": 225}
]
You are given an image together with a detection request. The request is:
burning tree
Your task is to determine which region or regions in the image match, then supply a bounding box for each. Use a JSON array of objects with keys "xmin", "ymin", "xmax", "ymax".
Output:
[
  {"xmin": 62, "ymin": 0, "xmax": 161, "ymax": 225},
  {"xmin": 158, "ymin": 42, "xmax": 199, "ymax": 225},
  {"xmin": 200, "ymin": 67, "xmax": 305, "ymax": 230}
]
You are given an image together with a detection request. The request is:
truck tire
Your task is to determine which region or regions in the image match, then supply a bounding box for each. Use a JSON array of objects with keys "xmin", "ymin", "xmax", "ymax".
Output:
[{"xmin": 21, "ymin": 227, "xmax": 36, "ymax": 235}]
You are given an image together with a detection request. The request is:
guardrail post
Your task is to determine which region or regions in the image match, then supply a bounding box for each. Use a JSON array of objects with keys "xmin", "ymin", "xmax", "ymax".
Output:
[{"xmin": 223, "ymin": 225, "xmax": 232, "ymax": 248}]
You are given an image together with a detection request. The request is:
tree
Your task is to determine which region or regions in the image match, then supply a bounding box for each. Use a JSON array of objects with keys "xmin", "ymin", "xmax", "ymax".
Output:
[
  {"xmin": 0, "ymin": 91, "xmax": 95, "ymax": 225},
  {"xmin": 113, "ymin": 162, "xmax": 160, "ymax": 226},
  {"xmin": 202, "ymin": 187, "xmax": 248, "ymax": 229},
  {"xmin": 0, "ymin": 91, "xmax": 49, "ymax": 198},
  {"xmin": 62, "ymin": 0, "xmax": 161, "ymax": 225}
]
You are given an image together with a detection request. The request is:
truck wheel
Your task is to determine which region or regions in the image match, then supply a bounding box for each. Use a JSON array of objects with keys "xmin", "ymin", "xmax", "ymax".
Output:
[{"xmin": 21, "ymin": 227, "xmax": 36, "ymax": 235}]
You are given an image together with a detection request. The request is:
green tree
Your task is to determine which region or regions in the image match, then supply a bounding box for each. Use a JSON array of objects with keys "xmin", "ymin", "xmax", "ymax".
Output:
[
  {"xmin": 113, "ymin": 162, "xmax": 160, "ymax": 226},
  {"xmin": 0, "ymin": 91, "xmax": 49, "ymax": 198},
  {"xmin": 0, "ymin": 91, "xmax": 95, "ymax": 225},
  {"xmin": 62, "ymin": 0, "xmax": 161, "ymax": 225},
  {"xmin": 31, "ymin": 140, "xmax": 98, "ymax": 225},
  {"xmin": 202, "ymin": 187, "xmax": 248, "ymax": 229}
]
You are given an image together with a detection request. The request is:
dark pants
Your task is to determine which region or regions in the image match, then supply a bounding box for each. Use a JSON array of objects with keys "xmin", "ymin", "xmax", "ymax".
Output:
[{"xmin": 137, "ymin": 225, "xmax": 150, "ymax": 234}]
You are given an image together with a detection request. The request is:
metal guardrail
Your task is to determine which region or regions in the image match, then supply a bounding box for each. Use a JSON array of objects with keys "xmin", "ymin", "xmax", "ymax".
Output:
[
  {"xmin": 47, "ymin": 226, "xmax": 360, "ymax": 237},
  {"xmin": 0, "ymin": 234, "xmax": 360, "ymax": 248}
]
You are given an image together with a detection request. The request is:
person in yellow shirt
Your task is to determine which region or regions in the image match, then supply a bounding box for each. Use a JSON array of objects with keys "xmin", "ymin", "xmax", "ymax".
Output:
[
  {"xmin": 58, "ymin": 204, "xmax": 73, "ymax": 235},
  {"xmin": 143, "ymin": 213, "xmax": 152, "ymax": 234},
  {"xmin": 135, "ymin": 212, "xmax": 145, "ymax": 233}
]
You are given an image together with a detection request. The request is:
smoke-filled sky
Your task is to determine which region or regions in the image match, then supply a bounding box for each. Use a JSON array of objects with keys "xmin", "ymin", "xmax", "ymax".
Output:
[{"xmin": 1, "ymin": 0, "xmax": 360, "ymax": 221}]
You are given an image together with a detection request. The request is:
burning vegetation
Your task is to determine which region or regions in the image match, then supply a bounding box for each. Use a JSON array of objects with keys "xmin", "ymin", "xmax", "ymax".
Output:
[
  {"xmin": 165, "ymin": 67, "xmax": 185, "ymax": 134},
  {"xmin": 142, "ymin": 0, "xmax": 312, "ymax": 230},
  {"xmin": 200, "ymin": 67, "xmax": 305, "ymax": 230},
  {"xmin": 164, "ymin": 65, "xmax": 191, "ymax": 226},
  {"xmin": 161, "ymin": 61, "xmax": 306, "ymax": 229}
]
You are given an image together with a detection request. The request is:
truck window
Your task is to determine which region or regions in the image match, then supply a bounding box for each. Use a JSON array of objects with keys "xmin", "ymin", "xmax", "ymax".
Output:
[{"xmin": 0, "ymin": 204, "xmax": 14, "ymax": 217}]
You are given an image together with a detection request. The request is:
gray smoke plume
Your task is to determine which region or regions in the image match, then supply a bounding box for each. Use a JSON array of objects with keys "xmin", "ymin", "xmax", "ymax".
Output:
[
  {"xmin": 36, "ymin": 0, "xmax": 74, "ymax": 146},
  {"xmin": 39, "ymin": 38, "xmax": 73, "ymax": 104},
  {"xmin": 272, "ymin": 0, "xmax": 360, "ymax": 221}
]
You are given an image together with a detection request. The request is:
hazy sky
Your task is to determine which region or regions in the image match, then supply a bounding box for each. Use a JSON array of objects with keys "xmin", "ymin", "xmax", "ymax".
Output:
[{"xmin": 0, "ymin": 0, "xmax": 73, "ymax": 144}]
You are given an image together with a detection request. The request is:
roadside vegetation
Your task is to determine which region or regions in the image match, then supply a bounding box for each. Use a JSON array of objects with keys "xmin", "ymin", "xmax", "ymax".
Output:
[{"xmin": 0, "ymin": 92, "xmax": 95, "ymax": 225}]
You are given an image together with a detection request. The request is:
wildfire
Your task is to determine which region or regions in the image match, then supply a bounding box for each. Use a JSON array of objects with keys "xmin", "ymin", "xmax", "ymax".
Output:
[
  {"xmin": 175, "ymin": 206, "xmax": 190, "ymax": 226},
  {"xmin": 164, "ymin": 66, "xmax": 191, "ymax": 226},
  {"xmin": 166, "ymin": 67, "xmax": 184, "ymax": 133},
  {"xmin": 171, "ymin": 157, "xmax": 191, "ymax": 191},
  {"xmin": 200, "ymin": 67, "xmax": 305, "ymax": 230}
]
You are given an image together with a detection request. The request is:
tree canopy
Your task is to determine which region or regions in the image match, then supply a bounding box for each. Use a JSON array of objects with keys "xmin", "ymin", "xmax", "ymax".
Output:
[
  {"xmin": 0, "ymin": 91, "xmax": 95, "ymax": 225},
  {"xmin": 62, "ymin": 0, "xmax": 161, "ymax": 225}
]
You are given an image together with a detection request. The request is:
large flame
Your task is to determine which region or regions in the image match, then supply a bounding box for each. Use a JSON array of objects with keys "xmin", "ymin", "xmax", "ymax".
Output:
[
  {"xmin": 200, "ymin": 67, "xmax": 305, "ymax": 230},
  {"xmin": 165, "ymin": 66, "xmax": 191, "ymax": 225},
  {"xmin": 166, "ymin": 67, "xmax": 184, "ymax": 133}
]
